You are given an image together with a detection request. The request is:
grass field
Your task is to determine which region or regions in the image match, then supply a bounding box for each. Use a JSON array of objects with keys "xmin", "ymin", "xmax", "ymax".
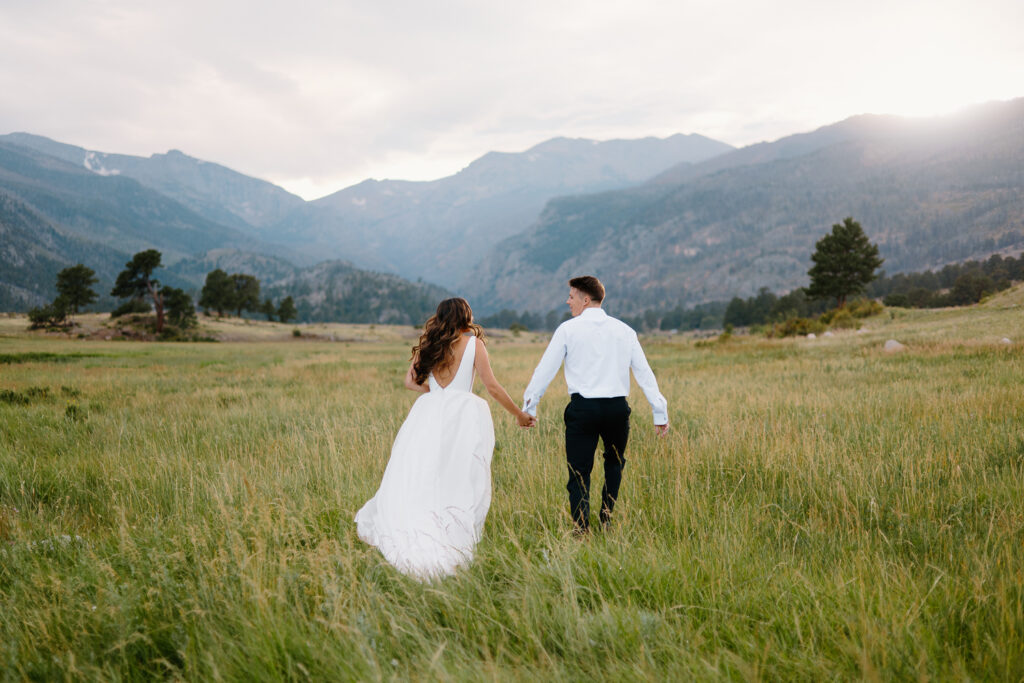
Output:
[{"xmin": 1, "ymin": 291, "xmax": 1023, "ymax": 680}]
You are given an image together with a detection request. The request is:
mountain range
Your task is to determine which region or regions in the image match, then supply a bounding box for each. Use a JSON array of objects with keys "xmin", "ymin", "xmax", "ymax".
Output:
[
  {"xmin": 468, "ymin": 99, "xmax": 1024, "ymax": 314},
  {"xmin": 1, "ymin": 97, "xmax": 1022, "ymax": 322},
  {"xmin": 0, "ymin": 130, "xmax": 730, "ymax": 319},
  {"xmin": 271, "ymin": 134, "xmax": 734, "ymax": 286}
]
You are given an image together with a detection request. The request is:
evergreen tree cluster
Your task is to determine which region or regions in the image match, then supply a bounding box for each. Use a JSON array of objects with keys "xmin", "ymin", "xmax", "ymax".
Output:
[
  {"xmin": 270, "ymin": 266, "xmax": 449, "ymax": 325},
  {"xmin": 477, "ymin": 309, "xmax": 568, "ymax": 332},
  {"xmin": 196, "ymin": 269, "xmax": 295, "ymax": 323},
  {"xmin": 475, "ymin": 301, "xmax": 728, "ymax": 334},
  {"xmin": 27, "ymin": 263, "xmax": 99, "ymax": 329},
  {"xmin": 866, "ymin": 252, "xmax": 1024, "ymax": 308},
  {"xmin": 723, "ymin": 288, "xmax": 832, "ymax": 328},
  {"xmin": 623, "ymin": 301, "xmax": 728, "ymax": 333},
  {"xmin": 108, "ymin": 249, "xmax": 198, "ymax": 334},
  {"xmin": 26, "ymin": 250, "xmax": 200, "ymax": 335}
]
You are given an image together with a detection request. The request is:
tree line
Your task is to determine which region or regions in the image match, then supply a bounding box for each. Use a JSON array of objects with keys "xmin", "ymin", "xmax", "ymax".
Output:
[
  {"xmin": 486, "ymin": 217, "xmax": 1022, "ymax": 334},
  {"xmin": 482, "ymin": 218, "xmax": 885, "ymax": 333},
  {"xmin": 865, "ymin": 253, "xmax": 1024, "ymax": 308},
  {"xmin": 198, "ymin": 268, "xmax": 296, "ymax": 323},
  {"xmin": 27, "ymin": 249, "xmax": 297, "ymax": 336},
  {"xmin": 25, "ymin": 219, "xmax": 1019, "ymax": 336}
]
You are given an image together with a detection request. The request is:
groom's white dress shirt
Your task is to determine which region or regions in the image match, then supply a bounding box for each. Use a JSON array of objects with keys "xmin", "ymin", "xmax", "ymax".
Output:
[{"xmin": 522, "ymin": 307, "xmax": 668, "ymax": 425}]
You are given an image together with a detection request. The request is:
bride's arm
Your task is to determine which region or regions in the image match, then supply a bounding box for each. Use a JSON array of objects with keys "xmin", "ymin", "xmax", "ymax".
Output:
[
  {"xmin": 404, "ymin": 361, "xmax": 429, "ymax": 393},
  {"xmin": 473, "ymin": 338, "xmax": 535, "ymax": 427}
]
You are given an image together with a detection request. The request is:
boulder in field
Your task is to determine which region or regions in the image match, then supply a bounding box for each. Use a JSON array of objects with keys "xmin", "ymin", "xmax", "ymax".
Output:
[
  {"xmin": 884, "ymin": 339, "xmax": 905, "ymax": 352},
  {"xmin": 807, "ymin": 333, "xmax": 816, "ymax": 339},
  {"xmin": 1001, "ymin": 337, "xmax": 1012, "ymax": 344}
]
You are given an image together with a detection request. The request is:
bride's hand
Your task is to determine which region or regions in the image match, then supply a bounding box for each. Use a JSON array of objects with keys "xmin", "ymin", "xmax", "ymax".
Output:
[{"xmin": 516, "ymin": 412, "xmax": 536, "ymax": 428}]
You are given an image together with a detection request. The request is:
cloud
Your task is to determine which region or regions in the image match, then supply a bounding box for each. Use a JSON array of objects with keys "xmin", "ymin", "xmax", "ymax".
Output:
[{"xmin": 0, "ymin": 0, "xmax": 1021, "ymax": 198}]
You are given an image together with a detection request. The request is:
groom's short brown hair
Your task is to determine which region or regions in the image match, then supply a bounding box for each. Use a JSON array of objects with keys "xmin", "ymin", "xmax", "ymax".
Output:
[{"xmin": 568, "ymin": 276, "xmax": 605, "ymax": 303}]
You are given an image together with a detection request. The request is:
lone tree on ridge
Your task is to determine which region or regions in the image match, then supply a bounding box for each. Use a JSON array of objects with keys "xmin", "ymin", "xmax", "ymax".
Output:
[
  {"xmin": 111, "ymin": 249, "xmax": 166, "ymax": 333},
  {"xmin": 806, "ymin": 217, "xmax": 884, "ymax": 308}
]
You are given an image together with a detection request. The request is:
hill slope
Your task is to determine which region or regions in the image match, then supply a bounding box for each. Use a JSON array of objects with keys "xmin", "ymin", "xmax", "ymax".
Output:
[
  {"xmin": 264, "ymin": 260, "xmax": 451, "ymax": 324},
  {"xmin": 0, "ymin": 141, "xmax": 264, "ymax": 263},
  {"xmin": 0, "ymin": 192, "xmax": 132, "ymax": 309},
  {"xmin": 467, "ymin": 99, "xmax": 1024, "ymax": 314},
  {"xmin": 0, "ymin": 133, "xmax": 306, "ymax": 233}
]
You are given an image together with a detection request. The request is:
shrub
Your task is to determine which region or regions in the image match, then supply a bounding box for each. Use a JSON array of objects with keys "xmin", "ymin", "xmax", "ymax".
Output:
[
  {"xmin": 847, "ymin": 298, "xmax": 884, "ymax": 318},
  {"xmin": 111, "ymin": 299, "xmax": 151, "ymax": 318},
  {"xmin": 767, "ymin": 317, "xmax": 827, "ymax": 338},
  {"xmin": 828, "ymin": 308, "xmax": 858, "ymax": 329},
  {"xmin": 0, "ymin": 389, "xmax": 30, "ymax": 405},
  {"xmin": 883, "ymin": 292, "xmax": 909, "ymax": 307},
  {"xmin": 27, "ymin": 302, "xmax": 68, "ymax": 330},
  {"xmin": 162, "ymin": 287, "xmax": 197, "ymax": 329},
  {"xmin": 907, "ymin": 287, "xmax": 938, "ymax": 308},
  {"xmin": 158, "ymin": 326, "xmax": 186, "ymax": 341}
]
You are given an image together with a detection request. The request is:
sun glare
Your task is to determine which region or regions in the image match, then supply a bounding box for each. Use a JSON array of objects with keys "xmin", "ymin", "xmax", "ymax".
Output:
[{"xmin": 870, "ymin": 84, "xmax": 1018, "ymax": 119}]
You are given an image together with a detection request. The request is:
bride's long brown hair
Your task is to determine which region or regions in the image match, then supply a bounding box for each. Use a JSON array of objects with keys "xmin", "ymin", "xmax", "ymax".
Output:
[{"xmin": 412, "ymin": 298, "xmax": 485, "ymax": 385}]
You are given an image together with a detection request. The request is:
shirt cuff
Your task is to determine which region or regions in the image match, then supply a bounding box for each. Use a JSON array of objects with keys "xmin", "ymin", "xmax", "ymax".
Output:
[
  {"xmin": 652, "ymin": 408, "xmax": 668, "ymax": 425},
  {"xmin": 523, "ymin": 398, "xmax": 538, "ymax": 417}
]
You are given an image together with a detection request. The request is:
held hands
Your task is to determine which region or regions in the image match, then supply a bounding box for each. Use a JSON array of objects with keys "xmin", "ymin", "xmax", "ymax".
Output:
[
  {"xmin": 654, "ymin": 422, "xmax": 670, "ymax": 437},
  {"xmin": 517, "ymin": 411, "xmax": 537, "ymax": 428}
]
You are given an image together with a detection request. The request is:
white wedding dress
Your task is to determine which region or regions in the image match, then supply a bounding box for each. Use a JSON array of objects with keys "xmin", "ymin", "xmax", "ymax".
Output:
[{"xmin": 355, "ymin": 336, "xmax": 495, "ymax": 579}]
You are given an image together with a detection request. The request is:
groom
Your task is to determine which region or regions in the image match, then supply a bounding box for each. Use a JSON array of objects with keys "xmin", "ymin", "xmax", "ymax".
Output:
[{"xmin": 522, "ymin": 276, "xmax": 669, "ymax": 533}]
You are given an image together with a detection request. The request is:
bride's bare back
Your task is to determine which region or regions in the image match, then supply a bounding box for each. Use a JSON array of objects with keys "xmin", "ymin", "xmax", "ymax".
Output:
[{"xmin": 430, "ymin": 335, "xmax": 473, "ymax": 389}]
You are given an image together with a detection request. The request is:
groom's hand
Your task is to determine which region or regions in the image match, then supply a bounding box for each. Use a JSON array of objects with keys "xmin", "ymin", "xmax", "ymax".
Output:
[
  {"xmin": 654, "ymin": 423, "xmax": 669, "ymax": 437},
  {"xmin": 517, "ymin": 413, "xmax": 537, "ymax": 428}
]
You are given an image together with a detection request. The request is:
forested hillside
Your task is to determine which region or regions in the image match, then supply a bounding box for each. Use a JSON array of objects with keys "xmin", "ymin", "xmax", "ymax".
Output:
[
  {"xmin": 265, "ymin": 261, "xmax": 450, "ymax": 325},
  {"xmin": 0, "ymin": 141, "xmax": 258, "ymax": 262},
  {"xmin": 468, "ymin": 99, "xmax": 1024, "ymax": 315},
  {"xmin": 0, "ymin": 193, "xmax": 134, "ymax": 309}
]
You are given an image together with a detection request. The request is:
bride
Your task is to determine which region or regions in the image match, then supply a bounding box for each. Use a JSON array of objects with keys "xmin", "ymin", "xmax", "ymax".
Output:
[{"xmin": 355, "ymin": 297, "xmax": 535, "ymax": 579}]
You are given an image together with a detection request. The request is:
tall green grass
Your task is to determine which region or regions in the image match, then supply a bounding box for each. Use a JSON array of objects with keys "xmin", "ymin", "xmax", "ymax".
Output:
[{"xmin": 1, "ymin": 303, "xmax": 1023, "ymax": 680}]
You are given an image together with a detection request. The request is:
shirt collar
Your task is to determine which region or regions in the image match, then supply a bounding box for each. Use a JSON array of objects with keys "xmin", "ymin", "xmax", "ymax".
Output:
[{"xmin": 580, "ymin": 307, "xmax": 607, "ymax": 319}]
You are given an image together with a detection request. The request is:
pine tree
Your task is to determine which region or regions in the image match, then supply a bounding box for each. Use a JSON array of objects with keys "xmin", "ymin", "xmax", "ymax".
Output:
[
  {"xmin": 806, "ymin": 217, "xmax": 884, "ymax": 308},
  {"xmin": 111, "ymin": 250, "xmax": 165, "ymax": 332},
  {"xmin": 229, "ymin": 274, "xmax": 261, "ymax": 318},
  {"xmin": 163, "ymin": 287, "xmax": 197, "ymax": 328},
  {"xmin": 260, "ymin": 297, "xmax": 276, "ymax": 322},
  {"xmin": 55, "ymin": 264, "xmax": 98, "ymax": 320},
  {"xmin": 199, "ymin": 269, "xmax": 234, "ymax": 317},
  {"xmin": 276, "ymin": 296, "xmax": 298, "ymax": 324}
]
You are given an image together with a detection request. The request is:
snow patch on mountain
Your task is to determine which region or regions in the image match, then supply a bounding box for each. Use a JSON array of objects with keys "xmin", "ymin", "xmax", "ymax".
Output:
[{"xmin": 83, "ymin": 151, "xmax": 120, "ymax": 176}]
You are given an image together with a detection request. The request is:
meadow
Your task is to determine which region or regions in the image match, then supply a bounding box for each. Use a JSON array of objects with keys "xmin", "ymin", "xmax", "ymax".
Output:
[{"xmin": 1, "ymin": 291, "xmax": 1023, "ymax": 681}]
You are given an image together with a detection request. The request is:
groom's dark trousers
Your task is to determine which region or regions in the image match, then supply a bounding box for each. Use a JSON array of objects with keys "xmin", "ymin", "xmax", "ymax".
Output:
[{"xmin": 564, "ymin": 393, "xmax": 631, "ymax": 532}]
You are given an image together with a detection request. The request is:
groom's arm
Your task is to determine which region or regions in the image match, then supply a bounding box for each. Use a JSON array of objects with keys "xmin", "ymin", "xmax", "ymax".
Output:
[
  {"xmin": 522, "ymin": 326, "xmax": 568, "ymax": 417},
  {"xmin": 629, "ymin": 334, "xmax": 669, "ymax": 430}
]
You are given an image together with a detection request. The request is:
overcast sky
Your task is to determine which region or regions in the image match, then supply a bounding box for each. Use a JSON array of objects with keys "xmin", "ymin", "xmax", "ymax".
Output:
[{"xmin": 1, "ymin": 0, "xmax": 1020, "ymax": 200}]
